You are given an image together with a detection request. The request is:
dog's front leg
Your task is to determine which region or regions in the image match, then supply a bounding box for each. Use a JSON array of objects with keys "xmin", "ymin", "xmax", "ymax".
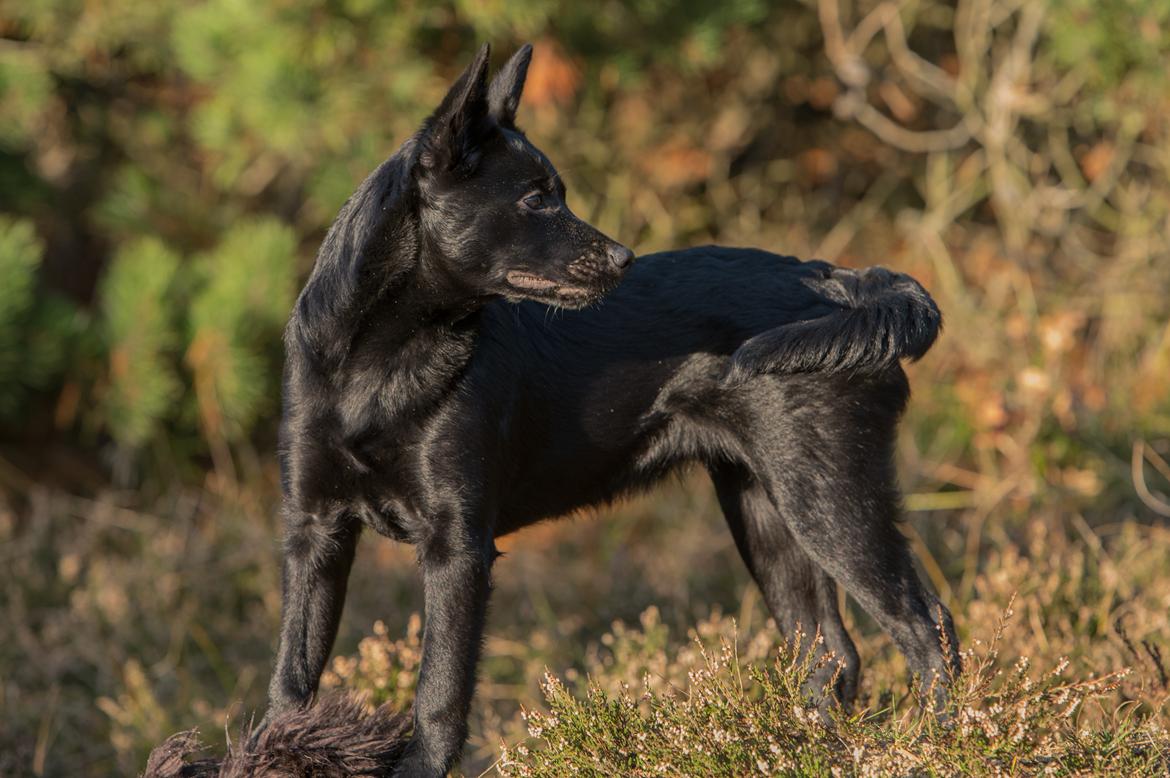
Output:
[
  {"xmin": 261, "ymin": 508, "xmax": 360, "ymax": 729},
  {"xmin": 394, "ymin": 531, "xmax": 495, "ymax": 777}
]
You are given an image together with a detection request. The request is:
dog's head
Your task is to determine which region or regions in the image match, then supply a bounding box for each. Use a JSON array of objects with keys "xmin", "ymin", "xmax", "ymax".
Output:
[{"xmin": 412, "ymin": 44, "xmax": 634, "ymax": 309}]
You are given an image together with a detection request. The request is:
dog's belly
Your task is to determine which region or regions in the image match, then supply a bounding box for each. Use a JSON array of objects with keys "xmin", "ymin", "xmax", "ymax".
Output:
[{"xmin": 490, "ymin": 350, "xmax": 739, "ymax": 534}]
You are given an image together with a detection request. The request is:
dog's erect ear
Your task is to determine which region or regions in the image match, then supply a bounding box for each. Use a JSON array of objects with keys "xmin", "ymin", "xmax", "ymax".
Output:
[
  {"xmin": 488, "ymin": 43, "xmax": 533, "ymax": 128},
  {"xmin": 420, "ymin": 43, "xmax": 493, "ymax": 173}
]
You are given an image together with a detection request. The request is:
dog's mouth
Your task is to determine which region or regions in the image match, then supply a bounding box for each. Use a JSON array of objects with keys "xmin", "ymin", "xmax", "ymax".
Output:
[{"xmin": 504, "ymin": 271, "xmax": 608, "ymax": 308}]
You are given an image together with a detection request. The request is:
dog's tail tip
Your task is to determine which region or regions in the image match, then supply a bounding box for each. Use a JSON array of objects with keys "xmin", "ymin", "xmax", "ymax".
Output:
[{"xmin": 726, "ymin": 266, "xmax": 942, "ymax": 381}]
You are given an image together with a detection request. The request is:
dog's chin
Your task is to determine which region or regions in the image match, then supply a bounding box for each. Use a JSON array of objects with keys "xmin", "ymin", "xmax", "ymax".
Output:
[{"xmin": 503, "ymin": 271, "xmax": 616, "ymax": 309}]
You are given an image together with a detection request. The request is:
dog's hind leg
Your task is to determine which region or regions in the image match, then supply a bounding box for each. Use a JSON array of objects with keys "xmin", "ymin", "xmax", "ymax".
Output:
[
  {"xmin": 751, "ymin": 373, "xmax": 960, "ymax": 702},
  {"xmin": 709, "ymin": 462, "xmax": 860, "ymax": 706},
  {"xmin": 263, "ymin": 508, "xmax": 361, "ymax": 722},
  {"xmin": 775, "ymin": 474, "xmax": 959, "ymax": 704}
]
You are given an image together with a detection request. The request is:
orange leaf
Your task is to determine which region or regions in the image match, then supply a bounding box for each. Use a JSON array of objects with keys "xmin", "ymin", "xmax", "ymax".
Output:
[{"xmin": 525, "ymin": 39, "xmax": 581, "ymax": 108}]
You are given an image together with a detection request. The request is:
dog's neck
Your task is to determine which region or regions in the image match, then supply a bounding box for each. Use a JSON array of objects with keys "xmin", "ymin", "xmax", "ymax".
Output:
[
  {"xmin": 327, "ymin": 248, "xmax": 485, "ymax": 431},
  {"xmin": 287, "ymin": 154, "xmax": 493, "ymax": 432}
]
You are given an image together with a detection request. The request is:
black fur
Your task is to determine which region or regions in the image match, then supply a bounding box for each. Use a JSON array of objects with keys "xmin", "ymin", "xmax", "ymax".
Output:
[
  {"xmin": 260, "ymin": 43, "xmax": 959, "ymax": 777},
  {"xmin": 143, "ymin": 694, "xmax": 411, "ymax": 777}
]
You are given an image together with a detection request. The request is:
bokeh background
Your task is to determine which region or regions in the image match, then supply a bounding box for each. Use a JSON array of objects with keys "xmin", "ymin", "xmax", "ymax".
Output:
[{"xmin": 2, "ymin": 0, "xmax": 1169, "ymax": 774}]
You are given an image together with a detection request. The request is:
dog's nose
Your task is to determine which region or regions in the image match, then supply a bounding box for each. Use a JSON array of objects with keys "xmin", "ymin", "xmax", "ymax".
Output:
[{"xmin": 607, "ymin": 245, "xmax": 635, "ymax": 269}]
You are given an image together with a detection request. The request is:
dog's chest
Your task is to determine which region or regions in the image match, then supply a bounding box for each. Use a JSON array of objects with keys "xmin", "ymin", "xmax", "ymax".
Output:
[{"xmin": 343, "ymin": 409, "xmax": 493, "ymax": 542}]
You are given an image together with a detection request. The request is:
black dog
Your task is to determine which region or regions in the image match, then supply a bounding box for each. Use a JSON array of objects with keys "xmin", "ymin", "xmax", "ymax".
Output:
[{"xmin": 261, "ymin": 43, "xmax": 959, "ymax": 776}]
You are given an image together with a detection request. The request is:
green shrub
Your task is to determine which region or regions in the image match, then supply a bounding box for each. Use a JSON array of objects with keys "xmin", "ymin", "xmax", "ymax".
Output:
[
  {"xmin": 0, "ymin": 216, "xmax": 79, "ymax": 420},
  {"xmin": 187, "ymin": 218, "xmax": 297, "ymax": 446},
  {"xmin": 99, "ymin": 237, "xmax": 183, "ymax": 448}
]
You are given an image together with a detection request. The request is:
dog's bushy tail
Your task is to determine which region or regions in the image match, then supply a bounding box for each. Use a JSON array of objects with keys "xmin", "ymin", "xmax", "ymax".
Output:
[{"xmin": 726, "ymin": 265, "xmax": 941, "ymax": 382}]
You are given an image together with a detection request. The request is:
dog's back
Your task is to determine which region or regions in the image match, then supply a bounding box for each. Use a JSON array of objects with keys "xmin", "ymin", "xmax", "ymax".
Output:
[
  {"xmin": 508, "ymin": 245, "xmax": 939, "ymax": 374},
  {"xmin": 473, "ymin": 245, "xmax": 939, "ymax": 528}
]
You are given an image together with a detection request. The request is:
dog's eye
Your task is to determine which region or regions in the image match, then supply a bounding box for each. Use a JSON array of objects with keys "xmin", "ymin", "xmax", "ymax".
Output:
[{"xmin": 522, "ymin": 193, "xmax": 547, "ymax": 211}]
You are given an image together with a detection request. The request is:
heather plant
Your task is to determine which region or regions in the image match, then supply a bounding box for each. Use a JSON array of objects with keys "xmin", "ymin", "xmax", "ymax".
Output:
[
  {"xmin": 319, "ymin": 615, "xmax": 423, "ymax": 714},
  {"xmin": 494, "ymin": 601, "xmax": 1170, "ymax": 777}
]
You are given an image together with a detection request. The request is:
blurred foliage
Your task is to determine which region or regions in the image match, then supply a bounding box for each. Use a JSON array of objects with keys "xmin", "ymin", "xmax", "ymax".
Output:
[
  {"xmin": 1, "ymin": 0, "xmax": 1170, "ymax": 775},
  {"xmin": 99, "ymin": 237, "xmax": 182, "ymax": 448},
  {"xmin": 0, "ymin": 217, "xmax": 79, "ymax": 421},
  {"xmin": 0, "ymin": 0, "xmax": 826, "ymax": 473},
  {"xmin": 1, "ymin": 0, "xmax": 1166, "ymax": 474},
  {"xmin": 186, "ymin": 219, "xmax": 296, "ymax": 460}
]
